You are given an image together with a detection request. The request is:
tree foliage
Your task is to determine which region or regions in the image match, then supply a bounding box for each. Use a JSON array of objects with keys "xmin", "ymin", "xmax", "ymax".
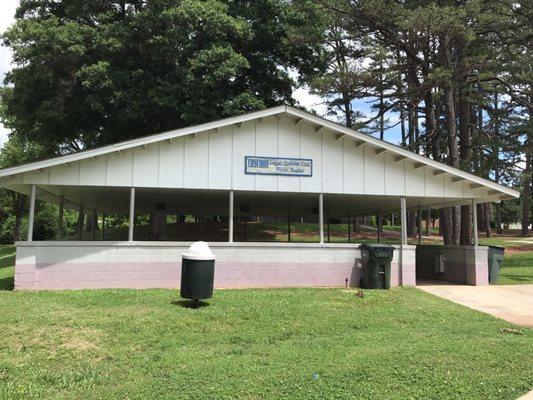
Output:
[{"xmin": 1, "ymin": 0, "xmax": 317, "ymax": 152}]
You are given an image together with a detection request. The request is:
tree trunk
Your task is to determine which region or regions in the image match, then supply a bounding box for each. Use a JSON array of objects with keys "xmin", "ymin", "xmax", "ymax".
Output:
[
  {"xmin": 458, "ymin": 92, "xmax": 472, "ymax": 245},
  {"xmin": 12, "ymin": 193, "xmax": 25, "ymax": 242},
  {"xmin": 407, "ymin": 211, "xmax": 416, "ymax": 237},
  {"xmin": 495, "ymin": 203, "xmax": 503, "ymax": 234},
  {"xmin": 522, "ymin": 149, "xmax": 531, "ymax": 236},
  {"xmin": 440, "ymin": 208, "xmax": 454, "ymax": 245},
  {"xmin": 443, "ymin": 83, "xmax": 460, "ymax": 244},
  {"xmin": 483, "ymin": 203, "xmax": 492, "ymax": 238}
]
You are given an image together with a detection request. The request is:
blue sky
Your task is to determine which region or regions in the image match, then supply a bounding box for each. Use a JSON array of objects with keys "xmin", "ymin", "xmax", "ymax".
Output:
[{"xmin": 0, "ymin": 0, "xmax": 402, "ymax": 149}]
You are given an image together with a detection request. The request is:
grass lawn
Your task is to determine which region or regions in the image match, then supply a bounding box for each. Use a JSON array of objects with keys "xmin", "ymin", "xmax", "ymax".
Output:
[
  {"xmin": 0, "ymin": 245, "xmax": 16, "ymax": 291},
  {"xmin": 0, "ymin": 287, "xmax": 531, "ymax": 399},
  {"xmin": 498, "ymin": 252, "xmax": 533, "ymax": 285}
]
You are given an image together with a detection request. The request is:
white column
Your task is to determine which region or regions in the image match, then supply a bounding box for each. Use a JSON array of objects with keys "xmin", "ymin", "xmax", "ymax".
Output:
[
  {"xmin": 472, "ymin": 198, "xmax": 478, "ymax": 246},
  {"xmin": 128, "ymin": 187, "xmax": 135, "ymax": 241},
  {"xmin": 319, "ymin": 193, "xmax": 324, "ymax": 244},
  {"xmin": 400, "ymin": 196, "xmax": 407, "ymax": 246},
  {"xmin": 228, "ymin": 190, "xmax": 234, "ymax": 243},
  {"xmin": 27, "ymin": 184, "xmax": 36, "ymax": 242}
]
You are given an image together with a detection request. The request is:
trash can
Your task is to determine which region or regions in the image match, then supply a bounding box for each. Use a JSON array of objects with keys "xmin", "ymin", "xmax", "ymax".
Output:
[
  {"xmin": 487, "ymin": 246, "xmax": 505, "ymax": 284},
  {"xmin": 359, "ymin": 244, "xmax": 394, "ymax": 289},
  {"xmin": 181, "ymin": 241, "xmax": 215, "ymax": 302}
]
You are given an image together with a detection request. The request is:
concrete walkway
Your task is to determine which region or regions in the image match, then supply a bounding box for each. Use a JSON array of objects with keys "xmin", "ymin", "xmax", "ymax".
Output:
[
  {"xmin": 418, "ymin": 284, "xmax": 533, "ymax": 328},
  {"xmin": 419, "ymin": 284, "xmax": 533, "ymax": 400}
]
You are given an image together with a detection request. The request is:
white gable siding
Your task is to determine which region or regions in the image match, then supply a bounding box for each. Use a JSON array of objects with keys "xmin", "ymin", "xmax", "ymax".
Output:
[
  {"xmin": 106, "ymin": 149, "xmax": 133, "ymax": 186},
  {"xmin": 184, "ymin": 133, "xmax": 209, "ymax": 189},
  {"xmin": 322, "ymin": 131, "xmax": 343, "ymax": 193},
  {"xmin": 424, "ymin": 168, "xmax": 445, "ymax": 197},
  {"xmin": 443, "ymin": 175, "xmax": 463, "ymax": 197},
  {"xmin": 405, "ymin": 162, "xmax": 425, "ymax": 196},
  {"xmin": 158, "ymin": 138, "xmax": 184, "ymax": 187},
  {"xmin": 278, "ymin": 117, "xmax": 301, "ymax": 192},
  {"xmin": 80, "ymin": 158, "xmax": 106, "ymax": 186},
  {"xmin": 384, "ymin": 154, "xmax": 405, "ymax": 195},
  {"xmin": 13, "ymin": 116, "xmax": 486, "ymax": 199},
  {"xmin": 232, "ymin": 122, "xmax": 255, "ymax": 190},
  {"xmin": 208, "ymin": 127, "xmax": 232, "ymax": 190},
  {"xmin": 300, "ymin": 123, "xmax": 322, "ymax": 192},
  {"xmin": 342, "ymin": 138, "xmax": 364, "ymax": 194},
  {"xmin": 133, "ymin": 145, "xmax": 159, "ymax": 187},
  {"xmin": 255, "ymin": 116, "xmax": 278, "ymax": 191},
  {"xmin": 364, "ymin": 146, "xmax": 385, "ymax": 195}
]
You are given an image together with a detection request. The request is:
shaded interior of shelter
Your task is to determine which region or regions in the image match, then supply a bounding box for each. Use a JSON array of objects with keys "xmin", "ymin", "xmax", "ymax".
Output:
[{"xmin": 36, "ymin": 185, "xmax": 465, "ymax": 244}]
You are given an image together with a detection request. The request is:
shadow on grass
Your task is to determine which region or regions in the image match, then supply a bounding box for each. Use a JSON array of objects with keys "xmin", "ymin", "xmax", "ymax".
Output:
[
  {"xmin": 0, "ymin": 276, "xmax": 14, "ymax": 291},
  {"xmin": 0, "ymin": 254, "xmax": 15, "ymax": 269},
  {"xmin": 171, "ymin": 299, "xmax": 211, "ymax": 309},
  {"xmin": 498, "ymin": 275, "xmax": 533, "ymax": 284}
]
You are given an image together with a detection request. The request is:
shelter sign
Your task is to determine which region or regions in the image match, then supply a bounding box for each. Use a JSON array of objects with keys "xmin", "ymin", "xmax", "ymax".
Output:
[{"xmin": 245, "ymin": 156, "xmax": 312, "ymax": 177}]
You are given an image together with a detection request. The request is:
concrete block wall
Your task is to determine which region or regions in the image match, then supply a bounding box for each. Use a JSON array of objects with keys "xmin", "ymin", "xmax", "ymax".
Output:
[
  {"xmin": 416, "ymin": 245, "xmax": 489, "ymax": 285},
  {"xmin": 14, "ymin": 242, "xmax": 416, "ymax": 290}
]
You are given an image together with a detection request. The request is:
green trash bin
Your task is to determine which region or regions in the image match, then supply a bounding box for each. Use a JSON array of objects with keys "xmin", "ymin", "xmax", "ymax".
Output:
[
  {"xmin": 487, "ymin": 246, "xmax": 505, "ymax": 284},
  {"xmin": 359, "ymin": 244, "xmax": 394, "ymax": 289},
  {"xmin": 181, "ymin": 241, "xmax": 215, "ymax": 302}
]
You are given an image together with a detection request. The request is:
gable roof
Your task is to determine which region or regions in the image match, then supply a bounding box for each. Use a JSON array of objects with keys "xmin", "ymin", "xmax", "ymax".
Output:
[{"xmin": 0, "ymin": 104, "xmax": 519, "ymax": 199}]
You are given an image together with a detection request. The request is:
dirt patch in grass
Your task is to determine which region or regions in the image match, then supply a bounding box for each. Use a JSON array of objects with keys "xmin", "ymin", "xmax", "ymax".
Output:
[
  {"xmin": 59, "ymin": 327, "xmax": 101, "ymax": 352},
  {"xmin": 505, "ymin": 244, "xmax": 533, "ymax": 254}
]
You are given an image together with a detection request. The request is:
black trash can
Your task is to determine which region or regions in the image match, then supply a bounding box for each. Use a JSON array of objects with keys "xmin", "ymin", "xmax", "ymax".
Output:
[
  {"xmin": 181, "ymin": 241, "xmax": 215, "ymax": 301},
  {"xmin": 487, "ymin": 246, "xmax": 505, "ymax": 284},
  {"xmin": 359, "ymin": 244, "xmax": 394, "ymax": 289}
]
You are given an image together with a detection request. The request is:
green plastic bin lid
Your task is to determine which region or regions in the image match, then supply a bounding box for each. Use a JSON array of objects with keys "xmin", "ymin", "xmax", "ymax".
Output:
[
  {"xmin": 182, "ymin": 241, "xmax": 216, "ymax": 260},
  {"xmin": 359, "ymin": 244, "xmax": 395, "ymax": 250}
]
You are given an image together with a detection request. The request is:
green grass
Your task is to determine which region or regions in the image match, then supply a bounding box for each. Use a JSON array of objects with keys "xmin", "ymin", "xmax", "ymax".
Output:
[
  {"xmin": 0, "ymin": 287, "xmax": 531, "ymax": 399},
  {"xmin": 498, "ymin": 252, "xmax": 533, "ymax": 285},
  {"xmin": 0, "ymin": 245, "xmax": 16, "ymax": 291}
]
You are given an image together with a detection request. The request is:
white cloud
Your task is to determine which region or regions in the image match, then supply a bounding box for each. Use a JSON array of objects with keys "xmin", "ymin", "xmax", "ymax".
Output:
[
  {"xmin": 0, "ymin": 0, "xmax": 18, "ymax": 149},
  {"xmin": 292, "ymin": 86, "xmax": 328, "ymax": 117}
]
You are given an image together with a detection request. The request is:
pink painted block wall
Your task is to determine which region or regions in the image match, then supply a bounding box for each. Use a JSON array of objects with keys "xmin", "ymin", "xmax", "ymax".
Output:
[{"xmin": 14, "ymin": 242, "xmax": 417, "ymax": 291}]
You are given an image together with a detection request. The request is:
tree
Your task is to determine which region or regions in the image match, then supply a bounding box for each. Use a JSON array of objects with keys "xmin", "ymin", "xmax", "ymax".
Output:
[
  {"xmin": 304, "ymin": 0, "xmax": 530, "ymax": 241},
  {"xmin": 1, "ymin": 0, "xmax": 316, "ymax": 153}
]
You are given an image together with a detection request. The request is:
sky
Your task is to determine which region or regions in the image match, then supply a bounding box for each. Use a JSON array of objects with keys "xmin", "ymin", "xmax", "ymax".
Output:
[{"xmin": 0, "ymin": 0, "xmax": 402, "ymax": 150}]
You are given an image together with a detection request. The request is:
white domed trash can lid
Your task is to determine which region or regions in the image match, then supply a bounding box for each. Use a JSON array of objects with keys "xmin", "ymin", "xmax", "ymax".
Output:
[{"xmin": 181, "ymin": 241, "xmax": 215, "ymax": 306}]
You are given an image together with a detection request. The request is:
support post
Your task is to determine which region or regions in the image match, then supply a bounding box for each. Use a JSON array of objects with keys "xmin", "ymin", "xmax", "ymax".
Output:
[
  {"xmin": 472, "ymin": 198, "xmax": 478, "ymax": 246},
  {"xmin": 228, "ymin": 190, "xmax": 234, "ymax": 243},
  {"xmin": 57, "ymin": 194, "xmax": 64, "ymax": 240},
  {"xmin": 27, "ymin": 184, "xmax": 36, "ymax": 242},
  {"xmin": 319, "ymin": 193, "xmax": 324, "ymax": 244},
  {"xmin": 92, "ymin": 209, "xmax": 97, "ymax": 241},
  {"xmin": 377, "ymin": 210, "xmax": 382, "ymax": 243},
  {"xmin": 400, "ymin": 197, "xmax": 407, "ymax": 246},
  {"xmin": 128, "ymin": 187, "xmax": 135, "ymax": 241}
]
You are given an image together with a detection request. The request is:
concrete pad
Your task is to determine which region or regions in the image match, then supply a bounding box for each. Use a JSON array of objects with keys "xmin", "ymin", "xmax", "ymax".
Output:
[
  {"xmin": 518, "ymin": 390, "xmax": 533, "ymax": 400},
  {"xmin": 418, "ymin": 284, "xmax": 533, "ymax": 328}
]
